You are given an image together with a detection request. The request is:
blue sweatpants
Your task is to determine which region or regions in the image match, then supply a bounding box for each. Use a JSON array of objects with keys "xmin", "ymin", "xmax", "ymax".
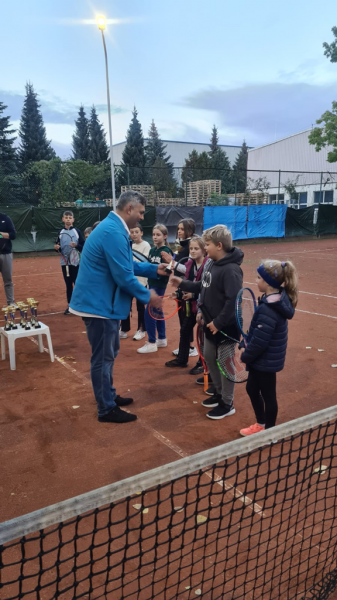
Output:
[{"xmin": 144, "ymin": 286, "xmax": 167, "ymax": 343}]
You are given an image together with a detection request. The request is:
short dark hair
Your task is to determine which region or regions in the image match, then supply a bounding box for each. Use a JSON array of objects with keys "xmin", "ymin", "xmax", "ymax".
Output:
[
  {"xmin": 92, "ymin": 221, "xmax": 100, "ymax": 230},
  {"xmin": 131, "ymin": 223, "xmax": 143, "ymax": 233},
  {"xmin": 117, "ymin": 190, "xmax": 146, "ymax": 210},
  {"xmin": 178, "ymin": 218, "xmax": 195, "ymax": 239},
  {"xmin": 84, "ymin": 227, "xmax": 92, "ymax": 234},
  {"xmin": 63, "ymin": 210, "xmax": 74, "ymax": 217}
]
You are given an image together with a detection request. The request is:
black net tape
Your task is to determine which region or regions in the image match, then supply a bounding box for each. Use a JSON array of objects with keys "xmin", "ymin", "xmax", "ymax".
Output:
[{"xmin": 1, "ymin": 421, "xmax": 337, "ymax": 599}]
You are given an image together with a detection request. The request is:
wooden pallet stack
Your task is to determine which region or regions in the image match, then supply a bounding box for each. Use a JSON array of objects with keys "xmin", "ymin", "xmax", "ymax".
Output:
[
  {"xmin": 186, "ymin": 180, "xmax": 222, "ymax": 206},
  {"xmin": 236, "ymin": 192, "xmax": 269, "ymax": 205},
  {"xmin": 155, "ymin": 197, "xmax": 185, "ymax": 207},
  {"xmin": 120, "ymin": 185, "xmax": 155, "ymax": 205}
]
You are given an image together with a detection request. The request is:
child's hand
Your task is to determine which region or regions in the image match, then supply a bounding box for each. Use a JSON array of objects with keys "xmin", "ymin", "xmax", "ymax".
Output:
[
  {"xmin": 207, "ymin": 321, "xmax": 218, "ymax": 335},
  {"xmin": 70, "ymin": 242, "xmax": 77, "ymax": 248},
  {"xmin": 160, "ymin": 251, "xmax": 172, "ymax": 264},
  {"xmin": 170, "ymin": 275, "xmax": 182, "ymax": 288},
  {"xmin": 196, "ymin": 313, "xmax": 204, "ymax": 325},
  {"xmin": 54, "ymin": 244, "xmax": 60, "ymax": 251},
  {"xmin": 182, "ymin": 292, "xmax": 193, "ymax": 300}
]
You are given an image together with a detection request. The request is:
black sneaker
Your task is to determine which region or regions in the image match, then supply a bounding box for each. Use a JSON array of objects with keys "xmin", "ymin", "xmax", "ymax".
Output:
[
  {"xmin": 165, "ymin": 359, "xmax": 188, "ymax": 368},
  {"xmin": 205, "ymin": 385, "xmax": 216, "ymax": 396},
  {"xmin": 196, "ymin": 375, "xmax": 213, "ymax": 386},
  {"xmin": 64, "ymin": 308, "xmax": 70, "ymax": 315},
  {"xmin": 206, "ymin": 403, "xmax": 235, "ymax": 420},
  {"xmin": 202, "ymin": 393, "xmax": 221, "ymax": 408},
  {"xmin": 115, "ymin": 395, "xmax": 133, "ymax": 407},
  {"xmin": 189, "ymin": 364, "xmax": 204, "ymax": 375},
  {"xmin": 98, "ymin": 407, "xmax": 137, "ymax": 423}
]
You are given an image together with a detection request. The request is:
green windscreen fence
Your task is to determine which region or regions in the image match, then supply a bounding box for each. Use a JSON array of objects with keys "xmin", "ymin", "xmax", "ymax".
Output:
[
  {"xmin": 316, "ymin": 205, "xmax": 337, "ymax": 236},
  {"xmin": 1, "ymin": 205, "xmax": 35, "ymax": 253},
  {"xmin": 285, "ymin": 206, "xmax": 316, "ymax": 237}
]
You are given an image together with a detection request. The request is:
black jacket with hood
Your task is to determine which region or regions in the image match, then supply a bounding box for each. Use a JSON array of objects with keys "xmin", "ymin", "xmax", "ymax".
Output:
[{"xmin": 179, "ymin": 247, "xmax": 244, "ymax": 343}]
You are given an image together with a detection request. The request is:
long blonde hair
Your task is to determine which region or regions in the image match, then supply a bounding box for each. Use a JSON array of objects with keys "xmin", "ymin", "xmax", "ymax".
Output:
[
  {"xmin": 261, "ymin": 259, "xmax": 298, "ymax": 308},
  {"xmin": 152, "ymin": 223, "xmax": 168, "ymax": 243}
]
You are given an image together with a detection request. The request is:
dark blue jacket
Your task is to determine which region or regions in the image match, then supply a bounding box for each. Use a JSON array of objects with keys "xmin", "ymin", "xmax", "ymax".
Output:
[
  {"xmin": 241, "ymin": 289, "xmax": 295, "ymax": 373},
  {"xmin": 0, "ymin": 213, "xmax": 16, "ymax": 254}
]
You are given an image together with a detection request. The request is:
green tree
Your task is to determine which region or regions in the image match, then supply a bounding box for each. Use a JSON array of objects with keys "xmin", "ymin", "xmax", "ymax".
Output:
[
  {"xmin": 182, "ymin": 150, "xmax": 212, "ymax": 183},
  {"xmin": 0, "ymin": 102, "xmax": 17, "ymax": 175},
  {"xmin": 210, "ymin": 148, "xmax": 233, "ymax": 194},
  {"xmin": 323, "ymin": 26, "xmax": 337, "ymax": 62},
  {"xmin": 18, "ymin": 82, "xmax": 56, "ymax": 168},
  {"xmin": 117, "ymin": 107, "xmax": 147, "ymax": 187},
  {"xmin": 209, "ymin": 125, "xmax": 219, "ymax": 158},
  {"xmin": 151, "ymin": 156, "xmax": 177, "ymax": 195},
  {"xmin": 88, "ymin": 106, "xmax": 109, "ymax": 164},
  {"xmin": 72, "ymin": 105, "xmax": 90, "ymax": 161},
  {"xmin": 308, "ymin": 101, "xmax": 337, "ymax": 162},
  {"xmin": 233, "ymin": 140, "xmax": 248, "ymax": 193},
  {"xmin": 145, "ymin": 120, "xmax": 173, "ymax": 172}
]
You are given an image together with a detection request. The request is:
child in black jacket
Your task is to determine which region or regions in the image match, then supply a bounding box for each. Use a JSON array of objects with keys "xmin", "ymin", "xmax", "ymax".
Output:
[
  {"xmin": 171, "ymin": 225, "xmax": 244, "ymax": 420},
  {"xmin": 240, "ymin": 259, "xmax": 298, "ymax": 436}
]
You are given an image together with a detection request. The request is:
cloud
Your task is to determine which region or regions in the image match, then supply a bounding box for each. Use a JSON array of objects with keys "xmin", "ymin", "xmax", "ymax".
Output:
[
  {"xmin": 182, "ymin": 82, "xmax": 337, "ymax": 146},
  {"xmin": 0, "ymin": 90, "xmax": 127, "ymax": 125},
  {"xmin": 51, "ymin": 140, "xmax": 72, "ymax": 160}
]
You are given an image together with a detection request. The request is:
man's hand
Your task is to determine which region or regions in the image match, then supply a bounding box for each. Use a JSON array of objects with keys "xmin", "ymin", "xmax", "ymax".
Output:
[
  {"xmin": 149, "ymin": 289, "xmax": 163, "ymax": 309},
  {"xmin": 182, "ymin": 292, "xmax": 193, "ymax": 300},
  {"xmin": 196, "ymin": 312, "xmax": 204, "ymax": 326},
  {"xmin": 170, "ymin": 275, "xmax": 182, "ymax": 288},
  {"xmin": 54, "ymin": 244, "xmax": 60, "ymax": 251},
  {"xmin": 207, "ymin": 321, "xmax": 218, "ymax": 335},
  {"xmin": 160, "ymin": 250, "xmax": 172, "ymax": 264},
  {"xmin": 157, "ymin": 263, "xmax": 169, "ymax": 277}
]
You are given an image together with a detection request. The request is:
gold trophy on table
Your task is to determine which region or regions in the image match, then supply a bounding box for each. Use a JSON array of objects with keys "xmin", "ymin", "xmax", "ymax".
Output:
[
  {"xmin": 20, "ymin": 303, "xmax": 31, "ymax": 330},
  {"xmin": 30, "ymin": 300, "xmax": 40, "ymax": 329},
  {"xmin": 7, "ymin": 305, "xmax": 18, "ymax": 329},
  {"xmin": 16, "ymin": 302, "xmax": 26, "ymax": 328},
  {"xmin": 2, "ymin": 307, "xmax": 11, "ymax": 331},
  {"xmin": 26, "ymin": 298, "xmax": 36, "ymax": 328}
]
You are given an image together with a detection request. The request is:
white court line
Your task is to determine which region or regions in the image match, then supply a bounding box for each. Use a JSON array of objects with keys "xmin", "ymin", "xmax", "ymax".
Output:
[
  {"xmin": 13, "ymin": 272, "xmax": 60, "ymax": 278},
  {"xmin": 296, "ymin": 309, "xmax": 337, "ymax": 320},
  {"xmin": 269, "ymin": 248, "xmax": 337, "ymax": 255},
  {"xmin": 244, "ymin": 282, "xmax": 337, "ymax": 302},
  {"xmin": 29, "ymin": 337, "xmax": 265, "ymax": 517}
]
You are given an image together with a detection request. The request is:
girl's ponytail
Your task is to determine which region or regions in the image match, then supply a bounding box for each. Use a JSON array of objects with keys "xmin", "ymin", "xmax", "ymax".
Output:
[{"xmin": 261, "ymin": 259, "xmax": 298, "ymax": 308}]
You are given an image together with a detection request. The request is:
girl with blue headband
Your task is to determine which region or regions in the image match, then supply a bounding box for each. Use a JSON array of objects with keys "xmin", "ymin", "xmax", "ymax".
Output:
[{"xmin": 240, "ymin": 259, "xmax": 298, "ymax": 436}]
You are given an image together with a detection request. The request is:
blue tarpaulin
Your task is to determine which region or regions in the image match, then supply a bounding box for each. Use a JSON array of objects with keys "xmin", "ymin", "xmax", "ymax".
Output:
[
  {"xmin": 247, "ymin": 205, "xmax": 287, "ymax": 239},
  {"xmin": 203, "ymin": 206, "xmax": 248, "ymax": 240}
]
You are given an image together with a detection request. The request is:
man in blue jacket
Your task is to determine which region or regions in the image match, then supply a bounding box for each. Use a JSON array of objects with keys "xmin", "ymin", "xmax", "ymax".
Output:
[
  {"xmin": 0, "ymin": 212, "xmax": 17, "ymax": 307},
  {"xmin": 70, "ymin": 191, "xmax": 165, "ymax": 424}
]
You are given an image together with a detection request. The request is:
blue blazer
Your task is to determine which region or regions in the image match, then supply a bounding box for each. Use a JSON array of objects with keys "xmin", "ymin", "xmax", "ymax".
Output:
[{"xmin": 70, "ymin": 212, "xmax": 158, "ymax": 319}]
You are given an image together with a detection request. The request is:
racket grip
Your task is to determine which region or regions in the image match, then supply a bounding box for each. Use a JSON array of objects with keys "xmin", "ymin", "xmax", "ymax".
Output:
[
  {"xmin": 66, "ymin": 265, "xmax": 70, "ymax": 277},
  {"xmin": 203, "ymin": 373, "xmax": 208, "ymax": 392},
  {"xmin": 186, "ymin": 300, "xmax": 190, "ymax": 317}
]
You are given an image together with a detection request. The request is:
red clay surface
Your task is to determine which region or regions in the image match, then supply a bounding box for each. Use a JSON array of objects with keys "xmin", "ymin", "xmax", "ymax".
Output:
[{"xmin": 1, "ymin": 237, "xmax": 337, "ymax": 526}]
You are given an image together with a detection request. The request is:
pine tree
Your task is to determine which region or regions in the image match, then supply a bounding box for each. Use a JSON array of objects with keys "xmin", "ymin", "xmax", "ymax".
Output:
[
  {"xmin": 72, "ymin": 105, "xmax": 90, "ymax": 161},
  {"xmin": 0, "ymin": 102, "xmax": 17, "ymax": 175},
  {"xmin": 211, "ymin": 148, "xmax": 233, "ymax": 194},
  {"xmin": 233, "ymin": 140, "xmax": 248, "ymax": 193},
  {"xmin": 18, "ymin": 82, "xmax": 56, "ymax": 168},
  {"xmin": 182, "ymin": 150, "xmax": 212, "ymax": 183},
  {"xmin": 117, "ymin": 107, "xmax": 147, "ymax": 187},
  {"xmin": 145, "ymin": 120, "xmax": 174, "ymax": 172},
  {"xmin": 88, "ymin": 106, "xmax": 109, "ymax": 164},
  {"xmin": 209, "ymin": 125, "xmax": 219, "ymax": 158}
]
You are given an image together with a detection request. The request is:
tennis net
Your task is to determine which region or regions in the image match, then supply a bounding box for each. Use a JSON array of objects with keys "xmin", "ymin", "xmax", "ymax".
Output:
[{"xmin": 1, "ymin": 405, "xmax": 337, "ymax": 600}]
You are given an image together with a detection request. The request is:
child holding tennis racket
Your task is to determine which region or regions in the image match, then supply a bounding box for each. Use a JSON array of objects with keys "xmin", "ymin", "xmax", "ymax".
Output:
[
  {"xmin": 165, "ymin": 236, "xmax": 208, "ymax": 368},
  {"xmin": 137, "ymin": 224, "xmax": 172, "ymax": 354},
  {"xmin": 239, "ymin": 260, "xmax": 297, "ymax": 436},
  {"xmin": 171, "ymin": 225, "xmax": 244, "ymax": 420},
  {"xmin": 54, "ymin": 210, "xmax": 85, "ymax": 314}
]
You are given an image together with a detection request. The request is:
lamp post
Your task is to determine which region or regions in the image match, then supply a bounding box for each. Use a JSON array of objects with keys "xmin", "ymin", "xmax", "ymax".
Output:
[{"xmin": 97, "ymin": 15, "xmax": 116, "ymax": 212}]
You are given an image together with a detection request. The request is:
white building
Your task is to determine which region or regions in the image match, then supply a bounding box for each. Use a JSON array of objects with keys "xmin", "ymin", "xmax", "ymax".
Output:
[
  {"xmin": 113, "ymin": 140, "xmax": 242, "ymax": 184},
  {"xmin": 247, "ymin": 130, "xmax": 337, "ymax": 208}
]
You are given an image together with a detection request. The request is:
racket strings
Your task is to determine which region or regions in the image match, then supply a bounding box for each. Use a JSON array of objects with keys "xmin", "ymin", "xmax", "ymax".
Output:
[
  {"xmin": 148, "ymin": 296, "xmax": 180, "ymax": 320},
  {"xmin": 237, "ymin": 291, "xmax": 255, "ymax": 337},
  {"xmin": 217, "ymin": 340, "xmax": 247, "ymax": 383}
]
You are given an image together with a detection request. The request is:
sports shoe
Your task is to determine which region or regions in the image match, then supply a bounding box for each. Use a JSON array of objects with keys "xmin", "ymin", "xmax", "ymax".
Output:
[
  {"xmin": 205, "ymin": 385, "xmax": 216, "ymax": 396},
  {"xmin": 196, "ymin": 375, "xmax": 213, "ymax": 386},
  {"xmin": 189, "ymin": 347, "xmax": 198, "ymax": 357},
  {"xmin": 137, "ymin": 342, "xmax": 157, "ymax": 354},
  {"xmin": 206, "ymin": 403, "xmax": 235, "ymax": 420},
  {"xmin": 240, "ymin": 423, "xmax": 265, "ymax": 437},
  {"xmin": 202, "ymin": 393, "xmax": 221, "ymax": 408},
  {"xmin": 165, "ymin": 358, "xmax": 188, "ymax": 368},
  {"xmin": 119, "ymin": 331, "xmax": 128, "ymax": 339},
  {"xmin": 115, "ymin": 395, "xmax": 133, "ymax": 407},
  {"xmin": 172, "ymin": 348, "xmax": 179, "ymax": 356},
  {"xmin": 10, "ymin": 302, "xmax": 19, "ymax": 309},
  {"xmin": 189, "ymin": 364, "xmax": 203, "ymax": 375},
  {"xmin": 64, "ymin": 307, "xmax": 70, "ymax": 315},
  {"xmin": 156, "ymin": 338, "xmax": 167, "ymax": 348},
  {"xmin": 133, "ymin": 330, "xmax": 145, "ymax": 341},
  {"xmin": 98, "ymin": 406, "xmax": 137, "ymax": 423}
]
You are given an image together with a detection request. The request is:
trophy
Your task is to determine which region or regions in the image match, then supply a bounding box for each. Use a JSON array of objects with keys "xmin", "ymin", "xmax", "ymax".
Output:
[
  {"xmin": 2, "ymin": 307, "xmax": 11, "ymax": 331},
  {"xmin": 7, "ymin": 305, "xmax": 17, "ymax": 329},
  {"xmin": 26, "ymin": 298, "xmax": 36, "ymax": 327},
  {"xmin": 31, "ymin": 301, "xmax": 40, "ymax": 329},
  {"xmin": 21, "ymin": 303, "xmax": 31, "ymax": 330},
  {"xmin": 16, "ymin": 302, "xmax": 26, "ymax": 328}
]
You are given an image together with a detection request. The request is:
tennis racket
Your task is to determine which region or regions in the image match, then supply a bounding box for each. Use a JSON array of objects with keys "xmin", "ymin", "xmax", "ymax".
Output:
[
  {"xmin": 200, "ymin": 304, "xmax": 247, "ymax": 384},
  {"xmin": 148, "ymin": 295, "xmax": 181, "ymax": 321},
  {"xmin": 196, "ymin": 324, "xmax": 209, "ymax": 392},
  {"xmin": 236, "ymin": 287, "xmax": 256, "ymax": 341},
  {"xmin": 57, "ymin": 231, "xmax": 80, "ymax": 277},
  {"xmin": 132, "ymin": 249, "xmax": 151, "ymax": 263}
]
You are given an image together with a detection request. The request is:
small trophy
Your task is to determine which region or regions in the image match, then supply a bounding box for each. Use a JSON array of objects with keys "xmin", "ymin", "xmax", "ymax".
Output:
[
  {"xmin": 2, "ymin": 307, "xmax": 11, "ymax": 331},
  {"xmin": 21, "ymin": 304, "xmax": 31, "ymax": 330},
  {"xmin": 27, "ymin": 298, "xmax": 36, "ymax": 327},
  {"xmin": 31, "ymin": 301, "xmax": 40, "ymax": 329},
  {"xmin": 8, "ymin": 306, "xmax": 18, "ymax": 329},
  {"xmin": 16, "ymin": 302, "xmax": 26, "ymax": 328}
]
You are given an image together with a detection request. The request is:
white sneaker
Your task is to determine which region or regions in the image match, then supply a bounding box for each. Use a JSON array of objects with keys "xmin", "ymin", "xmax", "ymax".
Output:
[
  {"xmin": 137, "ymin": 342, "xmax": 158, "ymax": 354},
  {"xmin": 133, "ymin": 330, "xmax": 145, "ymax": 341},
  {"xmin": 157, "ymin": 339, "xmax": 167, "ymax": 348},
  {"xmin": 172, "ymin": 348, "xmax": 179, "ymax": 356},
  {"xmin": 119, "ymin": 331, "xmax": 128, "ymax": 339},
  {"xmin": 189, "ymin": 347, "xmax": 198, "ymax": 357}
]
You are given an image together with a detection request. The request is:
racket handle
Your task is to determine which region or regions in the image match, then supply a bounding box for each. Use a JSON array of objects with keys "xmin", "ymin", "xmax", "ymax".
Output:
[
  {"xmin": 203, "ymin": 373, "xmax": 208, "ymax": 392},
  {"xmin": 186, "ymin": 300, "xmax": 190, "ymax": 317},
  {"xmin": 66, "ymin": 265, "xmax": 69, "ymax": 277}
]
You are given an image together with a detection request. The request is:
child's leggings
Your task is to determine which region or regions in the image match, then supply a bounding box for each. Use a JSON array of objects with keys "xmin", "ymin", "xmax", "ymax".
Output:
[
  {"xmin": 144, "ymin": 286, "xmax": 166, "ymax": 343},
  {"xmin": 246, "ymin": 368, "xmax": 278, "ymax": 429}
]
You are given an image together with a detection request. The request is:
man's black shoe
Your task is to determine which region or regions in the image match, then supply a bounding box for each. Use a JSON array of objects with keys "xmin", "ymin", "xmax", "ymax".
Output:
[
  {"xmin": 64, "ymin": 307, "xmax": 70, "ymax": 315},
  {"xmin": 116, "ymin": 395, "xmax": 133, "ymax": 407},
  {"xmin": 98, "ymin": 407, "xmax": 137, "ymax": 423},
  {"xmin": 165, "ymin": 359, "xmax": 188, "ymax": 368}
]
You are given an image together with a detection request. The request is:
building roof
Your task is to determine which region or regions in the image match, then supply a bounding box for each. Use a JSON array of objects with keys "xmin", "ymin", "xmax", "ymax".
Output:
[
  {"xmin": 248, "ymin": 129, "xmax": 312, "ymax": 153},
  {"xmin": 113, "ymin": 139, "xmax": 244, "ymax": 149}
]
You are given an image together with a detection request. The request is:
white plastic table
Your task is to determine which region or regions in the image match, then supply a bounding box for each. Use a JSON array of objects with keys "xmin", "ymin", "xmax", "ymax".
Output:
[{"xmin": 0, "ymin": 322, "xmax": 54, "ymax": 370}]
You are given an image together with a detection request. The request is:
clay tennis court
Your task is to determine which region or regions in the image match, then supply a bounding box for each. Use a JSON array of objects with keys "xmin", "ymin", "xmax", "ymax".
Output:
[{"xmin": 1, "ymin": 236, "xmax": 336, "ymax": 525}]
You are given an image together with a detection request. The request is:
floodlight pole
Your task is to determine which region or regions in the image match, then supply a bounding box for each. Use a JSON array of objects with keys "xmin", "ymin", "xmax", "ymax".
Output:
[{"xmin": 100, "ymin": 29, "xmax": 116, "ymax": 212}]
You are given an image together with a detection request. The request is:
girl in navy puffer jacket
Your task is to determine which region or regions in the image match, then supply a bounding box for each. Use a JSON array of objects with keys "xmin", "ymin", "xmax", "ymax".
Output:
[{"xmin": 240, "ymin": 259, "xmax": 298, "ymax": 436}]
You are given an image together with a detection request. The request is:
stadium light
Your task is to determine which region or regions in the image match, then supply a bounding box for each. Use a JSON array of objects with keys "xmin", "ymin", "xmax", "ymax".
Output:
[{"xmin": 97, "ymin": 15, "xmax": 116, "ymax": 212}]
